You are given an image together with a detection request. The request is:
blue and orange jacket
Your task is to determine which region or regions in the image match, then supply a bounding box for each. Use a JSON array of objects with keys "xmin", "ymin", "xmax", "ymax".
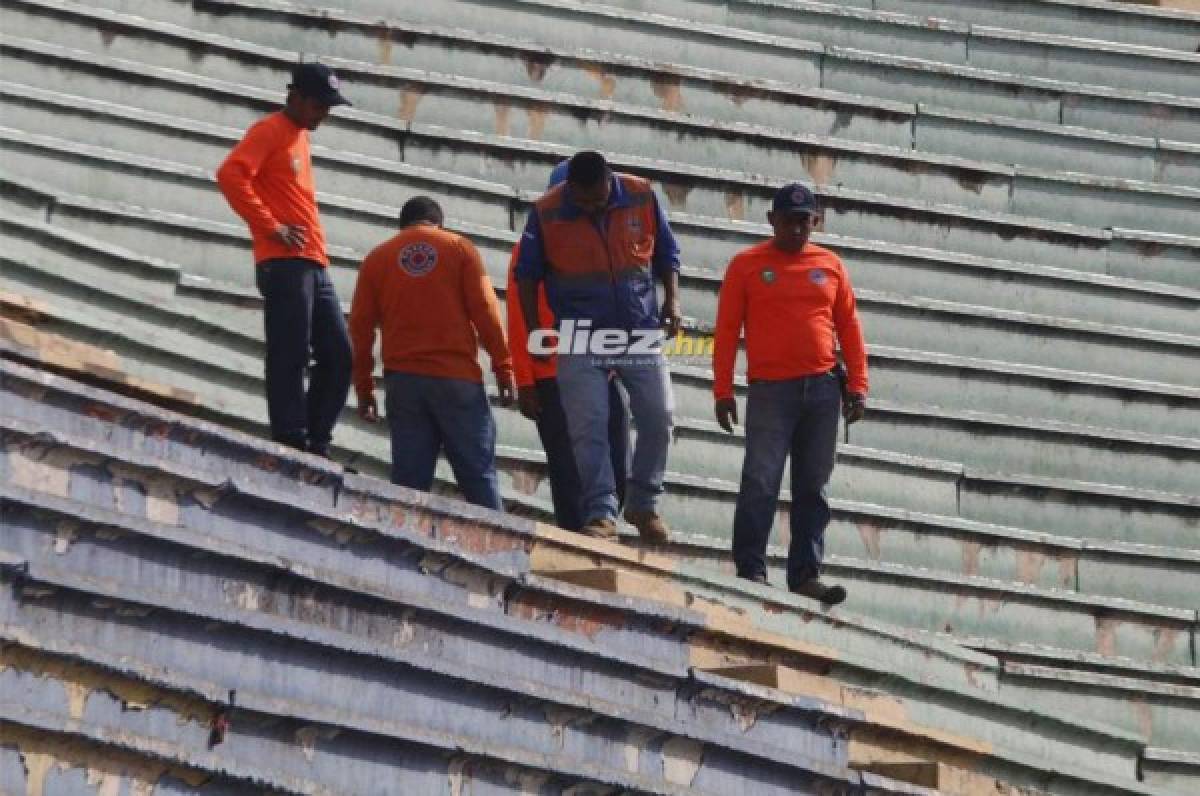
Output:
[{"xmin": 514, "ymin": 173, "xmax": 680, "ymax": 331}]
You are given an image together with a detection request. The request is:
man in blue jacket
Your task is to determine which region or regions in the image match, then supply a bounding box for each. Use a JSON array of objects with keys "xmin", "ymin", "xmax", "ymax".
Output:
[{"xmin": 515, "ymin": 151, "xmax": 681, "ymax": 542}]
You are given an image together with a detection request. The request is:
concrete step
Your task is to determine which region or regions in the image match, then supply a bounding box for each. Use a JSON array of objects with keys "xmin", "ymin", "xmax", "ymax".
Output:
[
  {"xmin": 6, "ymin": 67, "xmax": 1199, "ymax": 341},
  {"xmin": 8, "ymin": 204, "xmax": 1200, "ymax": 519},
  {"xmin": 0, "ymin": 373, "xmax": 1167, "ymax": 794},
  {"xmin": 292, "ymin": 0, "xmax": 1200, "ymax": 143},
  {"xmin": 27, "ymin": 0, "xmax": 1200, "ymax": 247},
  {"xmin": 588, "ymin": 0, "xmax": 1200, "ymax": 98},
  {"xmin": 8, "ymin": 183, "xmax": 1200, "ymax": 530},
  {"xmin": 15, "ymin": 175, "xmax": 1199, "ymax": 448},
  {"xmin": 644, "ymin": 531, "xmax": 1197, "ymax": 668},
  {"xmin": 868, "ymin": 0, "xmax": 1200, "ymax": 52},
  {"xmin": 12, "ymin": 17, "xmax": 1200, "ymax": 194},
  {"xmin": 7, "ymin": 124, "xmax": 1200, "ymax": 395},
  {"xmin": 9, "ymin": 13, "xmax": 1200, "ymax": 290},
  {"xmin": 3, "ymin": 354, "xmax": 1198, "ymax": 677},
  {"xmin": 0, "ymin": 487, "xmax": 873, "ymax": 795}
]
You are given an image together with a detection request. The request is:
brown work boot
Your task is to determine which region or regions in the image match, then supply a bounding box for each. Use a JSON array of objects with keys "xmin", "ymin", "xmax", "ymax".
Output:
[
  {"xmin": 580, "ymin": 517, "xmax": 618, "ymax": 541},
  {"xmin": 623, "ymin": 509, "xmax": 670, "ymax": 544}
]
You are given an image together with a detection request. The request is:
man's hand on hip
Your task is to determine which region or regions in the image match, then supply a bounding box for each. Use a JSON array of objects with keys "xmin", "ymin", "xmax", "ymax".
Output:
[
  {"xmin": 273, "ymin": 224, "xmax": 307, "ymax": 249},
  {"xmin": 714, "ymin": 397, "xmax": 738, "ymax": 434}
]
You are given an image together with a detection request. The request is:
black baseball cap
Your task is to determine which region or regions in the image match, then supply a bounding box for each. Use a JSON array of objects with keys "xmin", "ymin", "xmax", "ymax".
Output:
[
  {"xmin": 290, "ymin": 62, "xmax": 351, "ymax": 107},
  {"xmin": 772, "ymin": 182, "xmax": 818, "ymax": 215}
]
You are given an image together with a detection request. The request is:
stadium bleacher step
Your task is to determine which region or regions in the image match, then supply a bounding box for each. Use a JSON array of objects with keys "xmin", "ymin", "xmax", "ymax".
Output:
[{"xmin": 0, "ymin": 363, "xmax": 1174, "ymax": 794}]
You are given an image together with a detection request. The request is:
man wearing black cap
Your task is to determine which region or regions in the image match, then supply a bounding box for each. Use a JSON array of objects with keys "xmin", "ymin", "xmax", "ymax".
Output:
[
  {"xmin": 217, "ymin": 63, "xmax": 353, "ymax": 456},
  {"xmin": 712, "ymin": 183, "xmax": 869, "ymax": 605}
]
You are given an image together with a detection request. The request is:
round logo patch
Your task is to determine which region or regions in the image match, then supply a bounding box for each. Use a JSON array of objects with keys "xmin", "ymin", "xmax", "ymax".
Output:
[
  {"xmin": 808, "ymin": 268, "xmax": 827, "ymax": 286},
  {"xmin": 398, "ymin": 242, "xmax": 438, "ymax": 277},
  {"xmin": 760, "ymin": 269, "xmax": 776, "ymax": 284}
]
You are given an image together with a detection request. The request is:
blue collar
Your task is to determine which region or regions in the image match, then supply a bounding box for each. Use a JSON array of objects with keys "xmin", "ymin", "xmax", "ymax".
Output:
[{"xmin": 558, "ymin": 175, "xmax": 631, "ymax": 220}]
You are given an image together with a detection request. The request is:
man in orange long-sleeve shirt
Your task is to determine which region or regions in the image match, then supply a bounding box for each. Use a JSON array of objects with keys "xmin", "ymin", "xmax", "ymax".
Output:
[
  {"xmin": 350, "ymin": 197, "xmax": 515, "ymax": 510},
  {"xmin": 216, "ymin": 62, "xmax": 352, "ymax": 457},
  {"xmin": 712, "ymin": 183, "xmax": 868, "ymax": 605}
]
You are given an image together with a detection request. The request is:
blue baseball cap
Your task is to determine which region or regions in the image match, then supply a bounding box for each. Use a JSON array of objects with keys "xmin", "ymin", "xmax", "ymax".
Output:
[
  {"xmin": 772, "ymin": 182, "xmax": 818, "ymax": 215},
  {"xmin": 290, "ymin": 62, "xmax": 351, "ymax": 107}
]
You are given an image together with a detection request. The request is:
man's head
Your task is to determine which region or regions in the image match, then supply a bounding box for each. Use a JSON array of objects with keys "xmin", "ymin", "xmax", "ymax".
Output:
[
  {"xmin": 285, "ymin": 62, "xmax": 350, "ymax": 131},
  {"xmin": 767, "ymin": 182, "xmax": 819, "ymax": 252},
  {"xmin": 399, "ymin": 196, "xmax": 444, "ymax": 228},
  {"xmin": 566, "ymin": 151, "xmax": 612, "ymax": 215}
]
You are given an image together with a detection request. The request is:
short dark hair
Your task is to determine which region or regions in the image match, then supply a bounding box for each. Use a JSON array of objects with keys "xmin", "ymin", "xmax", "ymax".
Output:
[
  {"xmin": 566, "ymin": 151, "xmax": 610, "ymax": 187},
  {"xmin": 399, "ymin": 196, "xmax": 444, "ymax": 227}
]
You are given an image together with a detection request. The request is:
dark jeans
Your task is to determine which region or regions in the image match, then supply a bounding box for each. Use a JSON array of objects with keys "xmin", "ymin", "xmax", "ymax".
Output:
[
  {"xmin": 732, "ymin": 372, "xmax": 841, "ymax": 588},
  {"xmin": 535, "ymin": 377, "xmax": 631, "ymax": 531},
  {"xmin": 255, "ymin": 258, "xmax": 352, "ymax": 450},
  {"xmin": 384, "ymin": 372, "xmax": 502, "ymax": 511}
]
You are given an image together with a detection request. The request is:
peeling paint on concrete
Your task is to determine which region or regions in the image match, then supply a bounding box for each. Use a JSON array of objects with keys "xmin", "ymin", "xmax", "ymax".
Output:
[
  {"xmin": 398, "ymin": 85, "xmax": 424, "ymax": 123},
  {"xmin": 661, "ymin": 736, "xmax": 704, "ymax": 786},
  {"xmin": 856, "ymin": 520, "xmax": 883, "ymax": 562},
  {"xmin": 652, "ymin": 75, "xmax": 684, "ymax": 113},
  {"xmin": 295, "ymin": 725, "xmax": 320, "ymax": 763},
  {"xmin": 961, "ymin": 540, "xmax": 982, "ymax": 578},
  {"xmin": 7, "ymin": 443, "xmax": 75, "ymax": 498},
  {"xmin": 1095, "ymin": 616, "xmax": 1120, "ymax": 657},
  {"xmin": 803, "ymin": 152, "xmax": 837, "ymax": 186},
  {"xmin": 527, "ymin": 105, "xmax": 548, "ymax": 139},
  {"xmin": 502, "ymin": 766, "xmax": 552, "ymax": 794},
  {"xmin": 622, "ymin": 725, "xmax": 658, "ymax": 773},
  {"xmin": 494, "ymin": 100, "xmax": 512, "ymax": 137},
  {"xmin": 1015, "ymin": 550, "xmax": 1047, "ymax": 585},
  {"xmin": 581, "ymin": 63, "xmax": 616, "ymax": 99},
  {"xmin": 53, "ymin": 519, "xmax": 79, "ymax": 555}
]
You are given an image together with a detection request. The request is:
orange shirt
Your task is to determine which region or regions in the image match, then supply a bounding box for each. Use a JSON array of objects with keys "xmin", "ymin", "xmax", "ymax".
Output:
[
  {"xmin": 505, "ymin": 244, "xmax": 558, "ymax": 387},
  {"xmin": 349, "ymin": 224, "xmax": 512, "ymax": 401},
  {"xmin": 713, "ymin": 240, "xmax": 868, "ymax": 400},
  {"xmin": 216, "ymin": 112, "xmax": 328, "ymax": 266}
]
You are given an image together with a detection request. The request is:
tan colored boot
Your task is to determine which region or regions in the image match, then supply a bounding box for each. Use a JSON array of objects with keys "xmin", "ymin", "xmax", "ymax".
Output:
[
  {"xmin": 623, "ymin": 510, "xmax": 670, "ymax": 544},
  {"xmin": 580, "ymin": 517, "xmax": 618, "ymax": 541}
]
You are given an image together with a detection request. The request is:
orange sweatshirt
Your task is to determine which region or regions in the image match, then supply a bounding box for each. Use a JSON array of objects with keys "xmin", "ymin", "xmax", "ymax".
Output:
[
  {"xmin": 216, "ymin": 112, "xmax": 328, "ymax": 266},
  {"xmin": 713, "ymin": 240, "xmax": 868, "ymax": 400},
  {"xmin": 350, "ymin": 224, "xmax": 513, "ymax": 401},
  {"xmin": 504, "ymin": 244, "xmax": 558, "ymax": 387}
]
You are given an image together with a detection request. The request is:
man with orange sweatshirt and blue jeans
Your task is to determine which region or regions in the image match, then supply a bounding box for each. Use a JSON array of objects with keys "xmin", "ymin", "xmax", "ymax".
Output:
[
  {"xmin": 217, "ymin": 63, "xmax": 353, "ymax": 457},
  {"xmin": 713, "ymin": 183, "xmax": 868, "ymax": 605},
  {"xmin": 350, "ymin": 197, "xmax": 514, "ymax": 510}
]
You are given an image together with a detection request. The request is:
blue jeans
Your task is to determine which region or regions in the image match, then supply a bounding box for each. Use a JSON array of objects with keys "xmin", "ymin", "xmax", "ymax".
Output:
[
  {"xmin": 534, "ymin": 377, "xmax": 631, "ymax": 531},
  {"xmin": 255, "ymin": 258, "xmax": 352, "ymax": 450},
  {"xmin": 556, "ymin": 352, "xmax": 673, "ymax": 523},
  {"xmin": 732, "ymin": 373, "xmax": 841, "ymax": 588},
  {"xmin": 384, "ymin": 372, "xmax": 502, "ymax": 511}
]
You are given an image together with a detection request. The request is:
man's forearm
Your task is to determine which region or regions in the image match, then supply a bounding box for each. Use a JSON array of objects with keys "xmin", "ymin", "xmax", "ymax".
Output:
[
  {"xmin": 517, "ymin": 278, "xmax": 543, "ymax": 335},
  {"xmin": 660, "ymin": 270, "xmax": 679, "ymax": 305}
]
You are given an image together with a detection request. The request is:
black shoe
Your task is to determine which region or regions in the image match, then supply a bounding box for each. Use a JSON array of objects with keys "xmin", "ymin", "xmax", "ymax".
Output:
[
  {"xmin": 738, "ymin": 572, "xmax": 769, "ymax": 586},
  {"xmin": 307, "ymin": 441, "xmax": 331, "ymax": 458},
  {"xmin": 789, "ymin": 579, "xmax": 847, "ymax": 606}
]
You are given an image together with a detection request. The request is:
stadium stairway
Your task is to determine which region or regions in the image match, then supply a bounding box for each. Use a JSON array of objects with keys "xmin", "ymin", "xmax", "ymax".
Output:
[
  {"xmin": 3, "ymin": 0, "xmax": 1200, "ymax": 791},
  {"xmin": 0, "ymin": 352, "xmax": 1180, "ymax": 795}
]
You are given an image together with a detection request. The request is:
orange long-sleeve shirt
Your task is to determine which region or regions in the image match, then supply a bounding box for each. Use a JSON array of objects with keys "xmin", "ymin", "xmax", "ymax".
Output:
[
  {"xmin": 216, "ymin": 112, "xmax": 328, "ymax": 266},
  {"xmin": 350, "ymin": 224, "xmax": 513, "ymax": 401},
  {"xmin": 504, "ymin": 245, "xmax": 558, "ymax": 387},
  {"xmin": 713, "ymin": 240, "xmax": 868, "ymax": 400}
]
